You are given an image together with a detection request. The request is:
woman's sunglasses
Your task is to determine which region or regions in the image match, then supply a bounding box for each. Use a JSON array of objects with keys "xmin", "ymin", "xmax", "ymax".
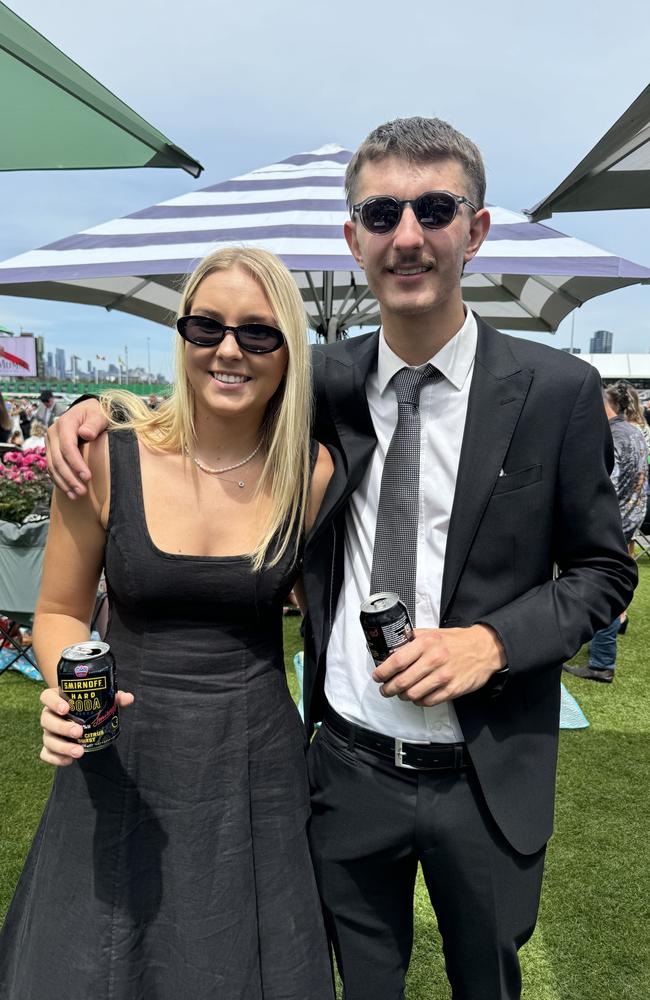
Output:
[
  {"xmin": 352, "ymin": 190, "xmax": 477, "ymax": 236},
  {"xmin": 177, "ymin": 316, "xmax": 285, "ymax": 354}
]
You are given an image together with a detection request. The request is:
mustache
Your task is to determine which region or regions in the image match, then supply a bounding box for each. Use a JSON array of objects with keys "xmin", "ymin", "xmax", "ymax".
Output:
[{"xmin": 386, "ymin": 255, "xmax": 436, "ymax": 270}]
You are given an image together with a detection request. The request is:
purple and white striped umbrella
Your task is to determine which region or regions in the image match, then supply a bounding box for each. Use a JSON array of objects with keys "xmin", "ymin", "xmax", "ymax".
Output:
[{"xmin": 0, "ymin": 144, "xmax": 648, "ymax": 339}]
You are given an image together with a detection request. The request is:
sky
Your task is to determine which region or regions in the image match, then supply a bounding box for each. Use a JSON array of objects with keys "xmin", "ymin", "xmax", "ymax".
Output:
[{"xmin": 1, "ymin": 0, "xmax": 649, "ymax": 379}]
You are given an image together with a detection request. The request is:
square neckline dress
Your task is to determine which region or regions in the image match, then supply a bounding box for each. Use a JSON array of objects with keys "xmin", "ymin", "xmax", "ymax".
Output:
[{"xmin": 0, "ymin": 429, "xmax": 333, "ymax": 1000}]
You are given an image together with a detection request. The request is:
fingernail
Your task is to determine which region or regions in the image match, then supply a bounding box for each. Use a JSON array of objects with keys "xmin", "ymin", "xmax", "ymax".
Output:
[
  {"xmin": 66, "ymin": 491, "xmax": 76, "ymax": 500},
  {"xmin": 79, "ymin": 471, "xmax": 90, "ymax": 482},
  {"xmin": 73, "ymin": 746, "xmax": 84, "ymax": 757},
  {"xmin": 73, "ymin": 485, "xmax": 84, "ymax": 494},
  {"xmin": 58, "ymin": 702, "xmax": 69, "ymax": 713},
  {"xmin": 72, "ymin": 726, "xmax": 83, "ymax": 738}
]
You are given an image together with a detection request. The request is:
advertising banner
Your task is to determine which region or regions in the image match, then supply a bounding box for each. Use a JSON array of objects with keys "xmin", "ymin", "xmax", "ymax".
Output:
[{"xmin": 0, "ymin": 336, "xmax": 37, "ymax": 377}]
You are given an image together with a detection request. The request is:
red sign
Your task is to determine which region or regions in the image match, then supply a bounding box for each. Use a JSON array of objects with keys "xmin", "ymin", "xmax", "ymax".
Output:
[{"xmin": 0, "ymin": 337, "xmax": 37, "ymax": 377}]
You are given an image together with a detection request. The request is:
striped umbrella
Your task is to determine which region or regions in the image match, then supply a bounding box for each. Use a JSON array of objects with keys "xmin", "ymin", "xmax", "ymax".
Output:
[{"xmin": 0, "ymin": 144, "xmax": 648, "ymax": 339}]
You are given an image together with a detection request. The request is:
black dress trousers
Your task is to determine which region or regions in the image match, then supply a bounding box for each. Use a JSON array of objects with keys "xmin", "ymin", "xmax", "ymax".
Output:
[{"xmin": 307, "ymin": 722, "xmax": 546, "ymax": 1000}]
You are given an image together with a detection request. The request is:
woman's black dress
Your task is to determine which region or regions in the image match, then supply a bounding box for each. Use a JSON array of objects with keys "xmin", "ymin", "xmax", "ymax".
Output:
[{"xmin": 0, "ymin": 430, "xmax": 333, "ymax": 1000}]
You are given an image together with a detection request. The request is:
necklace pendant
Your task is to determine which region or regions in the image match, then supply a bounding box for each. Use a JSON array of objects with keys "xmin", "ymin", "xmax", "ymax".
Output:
[{"xmin": 238, "ymin": 480, "xmax": 245, "ymax": 488}]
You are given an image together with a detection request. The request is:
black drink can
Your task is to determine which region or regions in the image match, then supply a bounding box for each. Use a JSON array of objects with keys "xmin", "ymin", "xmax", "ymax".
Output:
[
  {"xmin": 360, "ymin": 592, "xmax": 415, "ymax": 666},
  {"xmin": 57, "ymin": 640, "xmax": 119, "ymax": 752}
]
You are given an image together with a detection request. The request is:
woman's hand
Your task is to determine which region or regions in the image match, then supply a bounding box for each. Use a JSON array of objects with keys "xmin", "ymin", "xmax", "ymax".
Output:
[{"xmin": 39, "ymin": 686, "xmax": 135, "ymax": 766}]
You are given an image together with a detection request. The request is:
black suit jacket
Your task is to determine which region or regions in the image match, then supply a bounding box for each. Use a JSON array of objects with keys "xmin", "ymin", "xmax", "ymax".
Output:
[{"xmin": 302, "ymin": 317, "xmax": 636, "ymax": 855}]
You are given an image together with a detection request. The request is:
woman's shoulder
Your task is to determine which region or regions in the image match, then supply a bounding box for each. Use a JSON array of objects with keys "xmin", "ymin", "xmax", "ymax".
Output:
[{"xmin": 311, "ymin": 441, "xmax": 334, "ymax": 485}]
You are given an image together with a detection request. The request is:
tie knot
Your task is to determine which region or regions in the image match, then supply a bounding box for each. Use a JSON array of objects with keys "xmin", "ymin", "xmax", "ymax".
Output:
[{"xmin": 392, "ymin": 364, "xmax": 440, "ymax": 405}]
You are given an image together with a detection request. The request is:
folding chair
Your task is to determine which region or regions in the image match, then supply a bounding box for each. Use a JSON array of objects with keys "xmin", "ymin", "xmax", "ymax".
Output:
[{"xmin": 0, "ymin": 518, "xmax": 48, "ymax": 676}]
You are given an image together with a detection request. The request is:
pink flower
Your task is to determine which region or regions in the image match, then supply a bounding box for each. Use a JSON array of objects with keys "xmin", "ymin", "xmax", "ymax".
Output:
[
  {"xmin": 3, "ymin": 452, "xmax": 19, "ymax": 463},
  {"xmin": 36, "ymin": 459, "xmax": 47, "ymax": 471},
  {"xmin": 22, "ymin": 470, "xmax": 35, "ymax": 482}
]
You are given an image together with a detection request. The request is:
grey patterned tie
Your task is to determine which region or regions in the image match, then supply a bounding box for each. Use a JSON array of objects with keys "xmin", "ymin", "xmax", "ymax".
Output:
[{"xmin": 370, "ymin": 364, "xmax": 442, "ymax": 623}]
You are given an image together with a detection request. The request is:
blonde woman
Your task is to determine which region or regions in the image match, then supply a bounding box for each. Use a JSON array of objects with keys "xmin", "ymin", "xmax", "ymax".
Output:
[{"xmin": 0, "ymin": 248, "xmax": 334, "ymax": 1000}]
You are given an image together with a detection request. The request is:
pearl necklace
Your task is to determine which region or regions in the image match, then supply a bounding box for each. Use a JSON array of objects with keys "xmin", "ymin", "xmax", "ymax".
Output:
[{"xmin": 191, "ymin": 439, "xmax": 262, "ymax": 488}]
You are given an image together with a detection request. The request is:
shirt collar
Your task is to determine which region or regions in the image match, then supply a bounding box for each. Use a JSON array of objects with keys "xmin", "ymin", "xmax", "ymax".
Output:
[{"xmin": 376, "ymin": 308, "xmax": 477, "ymax": 395}]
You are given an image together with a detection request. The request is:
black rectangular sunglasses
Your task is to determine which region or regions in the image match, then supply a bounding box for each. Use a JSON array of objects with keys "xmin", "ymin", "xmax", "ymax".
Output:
[
  {"xmin": 177, "ymin": 316, "xmax": 285, "ymax": 353},
  {"xmin": 352, "ymin": 190, "xmax": 477, "ymax": 236}
]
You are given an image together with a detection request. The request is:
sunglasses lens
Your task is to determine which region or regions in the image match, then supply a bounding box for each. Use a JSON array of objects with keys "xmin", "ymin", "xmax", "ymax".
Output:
[
  {"xmin": 178, "ymin": 318, "xmax": 284, "ymax": 352},
  {"xmin": 416, "ymin": 193, "xmax": 457, "ymax": 229},
  {"xmin": 179, "ymin": 317, "xmax": 224, "ymax": 345},
  {"xmin": 360, "ymin": 197, "xmax": 401, "ymax": 235},
  {"xmin": 238, "ymin": 325, "xmax": 285, "ymax": 353}
]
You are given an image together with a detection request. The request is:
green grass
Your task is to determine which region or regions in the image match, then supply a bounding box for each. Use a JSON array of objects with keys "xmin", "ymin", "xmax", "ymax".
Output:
[{"xmin": 2, "ymin": 569, "xmax": 649, "ymax": 999}]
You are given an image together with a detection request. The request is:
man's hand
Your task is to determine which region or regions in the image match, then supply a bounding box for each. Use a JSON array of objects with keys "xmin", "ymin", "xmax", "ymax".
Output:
[
  {"xmin": 372, "ymin": 624, "xmax": 506, "ymax": 706},
  {"xmin": 46, "ymin": 399, "xmax": 107, "ymax": 498}
]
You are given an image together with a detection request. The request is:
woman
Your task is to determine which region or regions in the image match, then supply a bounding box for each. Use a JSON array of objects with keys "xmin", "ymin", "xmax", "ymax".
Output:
[
  {"xmin": 22, "ymin": 418, "xmax": 47, "ymax": 450},
  {"xmin": 564, "ymin": 381, "xmax": 646, "ymax": 681},
  {"xmin": 623, "ymin": 381, "xmax": 650, "ymax": 452},
  {"xmin": 0, "ymin": 248, "xmax": 335, "ymax": 1000}
]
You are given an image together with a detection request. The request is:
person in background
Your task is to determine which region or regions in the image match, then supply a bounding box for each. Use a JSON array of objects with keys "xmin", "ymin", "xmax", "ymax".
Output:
[
  {"xmin": 642, "ymin": 396, "xmax": 650, "ymax": 428},
  {"xmin": 22, "ymin": 419, "xmax": 47, "ymax": 450},
  {"xmin": 34, "ymin": 389, "xmax": 67, "ymax": 428},
  {"xmin": 0, "ymin": 391, "xmax": 11, "ymax": 444},
  {"xmin": 564, "ymin": 382, "xmax": 647, "ymax": 682},
  {"xmin": 625, "ymin": 383, "xmax": 650, "ymax": 452},
  {"xmin": 18, "ymin": 397, "xmax": 34, "ymax": 440},
  {"xmin": 8, "ymin": 429, "xmax": 23, "ymax": 448},
  {"xmin": 147, "ymin": 393, "xmax": 159, "ymax": 409}
]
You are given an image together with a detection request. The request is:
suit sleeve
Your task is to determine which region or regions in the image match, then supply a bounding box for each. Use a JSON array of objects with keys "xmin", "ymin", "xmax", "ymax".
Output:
[{"xmin": 479, "ymin": 364, "xmax": 637, "ymax": 675}]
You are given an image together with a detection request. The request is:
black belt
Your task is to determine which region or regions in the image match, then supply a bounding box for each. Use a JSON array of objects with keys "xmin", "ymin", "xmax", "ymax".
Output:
[{"xmin": 323, "ymin": 705, "xmax": 470, "ymax": 772}]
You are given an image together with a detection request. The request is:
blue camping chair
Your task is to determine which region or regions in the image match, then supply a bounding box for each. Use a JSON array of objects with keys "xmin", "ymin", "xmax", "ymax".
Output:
[{"xmin": 0, "ymin": 518, "xmax": 48, "ymax": 676}]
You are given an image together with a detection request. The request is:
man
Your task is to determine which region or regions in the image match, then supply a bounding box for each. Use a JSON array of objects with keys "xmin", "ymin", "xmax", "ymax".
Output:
[
  {"xmin": 34, "ymin": 389, "xmax": 66, "ymax": 428},
  {"xmin": 564, "ymin": 382, "xmax": 646, "ymax": 684},
  {"xmin": 47, "ymin": 118, "xmax": 635, "ymax": 999}
]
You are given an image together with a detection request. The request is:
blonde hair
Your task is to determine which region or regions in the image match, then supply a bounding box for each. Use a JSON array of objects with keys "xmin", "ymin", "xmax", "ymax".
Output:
[{"xmin": 102, "ymin": 247, "xmax": 312, "ymax": 570}]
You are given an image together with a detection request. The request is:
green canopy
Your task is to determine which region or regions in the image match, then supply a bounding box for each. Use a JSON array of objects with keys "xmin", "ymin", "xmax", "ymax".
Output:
[{"xmin": 0, "ymin": 2, "xmax": 203, "ymax": 175}]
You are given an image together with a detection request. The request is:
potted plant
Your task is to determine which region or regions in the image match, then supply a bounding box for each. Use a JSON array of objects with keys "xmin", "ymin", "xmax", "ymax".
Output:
[
  {"xmin": 0, "ymin": 448, "xmax": 51, "ymax": 524},
  {"xmin": 0, "ymin": 448, "xmax": 51, "ymax": 679}
]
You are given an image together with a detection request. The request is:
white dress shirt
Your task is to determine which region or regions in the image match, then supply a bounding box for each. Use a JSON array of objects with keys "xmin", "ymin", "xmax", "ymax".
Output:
[{"xmin": 324, "ymin": 309, "xmax": 477, "ymax": 742}]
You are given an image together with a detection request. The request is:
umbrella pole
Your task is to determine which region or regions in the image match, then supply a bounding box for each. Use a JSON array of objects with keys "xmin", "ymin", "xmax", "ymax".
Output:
[{"xmin": 326, "ymin": 317, "xmax": 339, "ymax": 344}]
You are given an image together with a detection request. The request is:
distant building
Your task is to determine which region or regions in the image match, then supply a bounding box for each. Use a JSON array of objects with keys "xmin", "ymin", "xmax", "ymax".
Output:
[
  {"xmin": 590, "ymin": 330, "xmax": 613, "ymax": 354},
  {"xmin": 55, "ymin": 348, "xmax": 66, "ymax": 380},
  {"xmin": 561, "ymin": 347, "xmax": 582, "ymax": 354},
  {"xmin": 46, "ymin": 351, "xmax": 54, "ymax": 376},
  {"xmin": 34, "ymin": 336, "xmax": 45, "ymax": 378}
]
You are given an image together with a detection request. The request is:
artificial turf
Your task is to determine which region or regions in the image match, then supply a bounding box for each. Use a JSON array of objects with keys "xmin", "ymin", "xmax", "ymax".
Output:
[{"xmin": 2, "ymin": 563, "xmax": 648, "ymax": 999}]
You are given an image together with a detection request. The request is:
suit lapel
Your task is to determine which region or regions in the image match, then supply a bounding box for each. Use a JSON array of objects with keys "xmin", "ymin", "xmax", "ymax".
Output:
[{"xmin": 440, "ymin": 320, "xmax": 534, "ymax": 620}]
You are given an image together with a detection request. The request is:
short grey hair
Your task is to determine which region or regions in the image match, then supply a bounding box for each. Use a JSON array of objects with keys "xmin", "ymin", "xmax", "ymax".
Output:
[{"xmin": 345, "ymin": 116, "xmax": 486, "ymax": 212}]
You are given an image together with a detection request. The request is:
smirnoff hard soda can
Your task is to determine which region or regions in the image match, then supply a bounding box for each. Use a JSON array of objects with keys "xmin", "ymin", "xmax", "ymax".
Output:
[
  {"xmin": 360, "ymin": 592, "xmax": 415, "ymax": 666},
  {"xmin": 57, "ymin": 641, "xmax": 119, "ymax": 752}
]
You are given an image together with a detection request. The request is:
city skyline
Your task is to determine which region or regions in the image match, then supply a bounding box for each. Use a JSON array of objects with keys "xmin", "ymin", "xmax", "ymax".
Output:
[{"xmin": 1, "ymin": 2, "xmax": 649, "ymax": 371}]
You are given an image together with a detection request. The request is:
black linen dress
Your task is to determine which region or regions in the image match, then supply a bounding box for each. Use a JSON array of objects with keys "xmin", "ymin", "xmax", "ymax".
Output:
[{"xmin": 0, "ymin": 430, "xmax": 333, "ymax": 1000}]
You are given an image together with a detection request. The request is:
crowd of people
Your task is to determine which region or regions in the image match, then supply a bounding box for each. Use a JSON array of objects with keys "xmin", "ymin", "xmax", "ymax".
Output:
[
  {"xmin": 0, "ymin": 389, "xmax": 63, "ymax": 448},
  {"xmin": 0, "ymin": 114, "xmax": 647, "ymax": 1000}
]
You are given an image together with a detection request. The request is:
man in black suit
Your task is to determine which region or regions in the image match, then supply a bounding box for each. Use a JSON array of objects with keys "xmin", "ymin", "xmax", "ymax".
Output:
[
  {"xmin": 47, "ymin": 117, "xmax": 635, "ymax": 999},
  {"xmin": 300, "ymin": 118, "xmax": 635, "ymax": 999}
]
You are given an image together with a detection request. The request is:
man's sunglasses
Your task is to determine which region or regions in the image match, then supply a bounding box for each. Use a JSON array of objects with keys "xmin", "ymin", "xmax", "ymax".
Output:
[
  {"xmin": 176, "ymin": 316, "xmax": 285, "ymax": 354},
  {"xmin": 351, "ymin": 190, "xmax": 477, "ymax": 236}
]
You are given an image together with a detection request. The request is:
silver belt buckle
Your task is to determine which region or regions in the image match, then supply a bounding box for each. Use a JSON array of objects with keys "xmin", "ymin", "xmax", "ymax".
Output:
[{"xmin": 394, "ymin": 737, "xmax": 429, "ymax": 769}]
